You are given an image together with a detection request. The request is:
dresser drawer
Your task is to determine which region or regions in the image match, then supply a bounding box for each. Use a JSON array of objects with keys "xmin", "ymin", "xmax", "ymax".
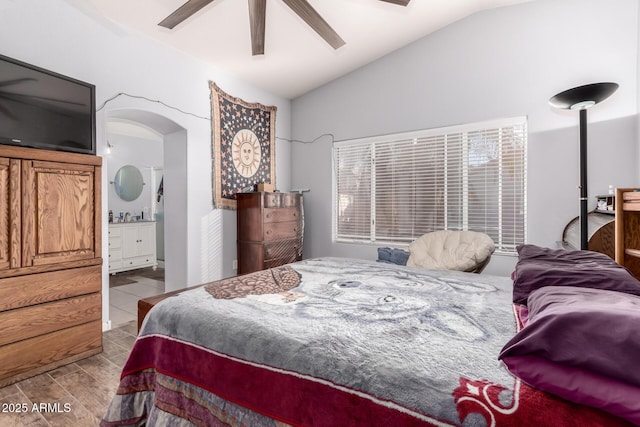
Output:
[
  {"xmin": 264, "ymin": 207, "xmax": 300, "ymax": 223},
  {"xmin": 262, "ymin": 192, "xmax": 301, "ymax": 208},
  {"xmin": 109, "ymin": 259, "xmax": 123, "ymax": 271},
  {"xmin": 263, "ymin": 239, "xmax": 302, "ymax": 261},
  {"xmin": 109, "ymin": 236, "xmax": 122, "ymax": 250},
  {"xmin": 263, "ymin": 221, "xmax": 301, "ymax": 241},
  {"xmin": 123, "ymin": 255, "xmax": 156, "ymax": 269},
  {"xmin": 0, "ymin": 265, "xmax": 101, "ymax": 312},
  {"xmin": 109, "ymin": 226, "xmax": 122, "ymax": 238},
  {"xmin": 109, "ymin": 248, "xmax": 122, "ymax": 259},
  {"xmin": 0, "ymin": 293, "xmax": 101, "ymax": 346},
  {"xmin": 0, "ymin": 320, "xmax": 102, "ymax": 387},
  {"xmin": 281, "ymin": 193, "xmax": 300, "ymax": 208}
]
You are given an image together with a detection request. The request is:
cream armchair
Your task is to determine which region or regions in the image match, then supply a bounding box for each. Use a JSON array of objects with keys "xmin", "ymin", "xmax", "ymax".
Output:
[{"xmin": 407, "ymin": 230, "xmax": 495, "ymax": 273}]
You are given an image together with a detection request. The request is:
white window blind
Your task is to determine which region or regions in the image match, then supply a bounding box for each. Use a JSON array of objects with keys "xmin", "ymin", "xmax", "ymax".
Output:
[{"xmin": 333, "ymin": 117, "xmax": 527, "ymax": 254}]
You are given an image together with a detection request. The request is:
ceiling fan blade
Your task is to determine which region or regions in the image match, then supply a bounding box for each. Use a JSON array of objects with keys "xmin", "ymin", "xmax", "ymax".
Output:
[
  {"xmin": 379, "ymin": 0, "xmax": 411, "ymax": 5},
  {"xmin": 158, "ymin": 0, "xmax": 215, "ymax": 29},
  {"xmin": 248, "ymin": 0, "xmax": 266, "ymax": 55},
  {"xmin": 281, "ymin": 0, "xmax": 345, "ymax": 49}
]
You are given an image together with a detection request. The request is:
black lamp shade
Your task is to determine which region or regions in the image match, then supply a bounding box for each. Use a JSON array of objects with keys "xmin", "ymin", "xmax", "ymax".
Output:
[
  {"xmin": 549, "ymin": 82, "xmax": 619, "ymax": 110},
  {"xmin": 548, "ymin": 81, "xmax": 618, "ymax": 251}
]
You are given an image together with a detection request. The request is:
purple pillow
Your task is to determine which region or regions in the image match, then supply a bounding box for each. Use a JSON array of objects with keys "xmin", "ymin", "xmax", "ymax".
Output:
[
  {"xmin": 502, "ymin": 355, "xmax": 640, "ymax": 425},
  {"xmin": 499, "ymin": 286, "xmax": 640, "ymax": 423},
  {"xmin": 516, "ymin": 244, "xmax": 621, "ymax": 265},
  {"xmin": 512, "ymin": 245, "xmax": 640, "ymax": 305}
]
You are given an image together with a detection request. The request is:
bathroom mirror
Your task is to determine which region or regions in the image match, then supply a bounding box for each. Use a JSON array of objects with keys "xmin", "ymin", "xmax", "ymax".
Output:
[{"xmin": 113, "ymin": 165, "xmax": 144, "ymax": 201}]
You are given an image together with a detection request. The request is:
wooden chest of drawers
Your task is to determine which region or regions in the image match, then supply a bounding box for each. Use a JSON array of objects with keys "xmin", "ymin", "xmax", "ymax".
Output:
[
  {"xmin": 0, "ymin": 145, "xmax": 102, "ymax": 387},
  {"xmin": 236, "ymin": 192, "xmax": 303, "ymax": 274}
]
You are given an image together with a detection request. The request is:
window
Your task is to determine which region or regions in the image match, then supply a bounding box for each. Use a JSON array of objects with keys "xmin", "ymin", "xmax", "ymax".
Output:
[{"xmin": 333, "ymin": 117, "xmax": 527, "ymax": 254}]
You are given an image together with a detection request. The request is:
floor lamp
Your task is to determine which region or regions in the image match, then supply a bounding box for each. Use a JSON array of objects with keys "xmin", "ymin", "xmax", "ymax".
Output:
[{"xmin": 549, "ymin": 82, "xmax": 618, "ymax": 250}]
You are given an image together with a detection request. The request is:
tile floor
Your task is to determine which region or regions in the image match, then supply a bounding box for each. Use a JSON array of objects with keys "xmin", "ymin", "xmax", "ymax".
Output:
[
  {"xmin": 109, "ymin": 269, "xmax": 165, "ymax": 327},
  {"xmin": 0, "ymin": 269, "xmax": 165, "ymax": 426}
]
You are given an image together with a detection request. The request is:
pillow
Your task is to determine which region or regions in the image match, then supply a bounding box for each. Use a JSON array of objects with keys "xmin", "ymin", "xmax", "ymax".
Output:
[
  {"xmin": 516, "ymin": 244, "xmax": 621, "ymax": 265},
  {"xmin": 499, "ymin": 286, "xmax": 640, "ymax": 423},
  {"xmin": 512, "ymin": 244, "xmax": 640, "ymax": 305},
  {"xmin": 376, "ymin": 247, "xmax": 410, "ymax": 265}
]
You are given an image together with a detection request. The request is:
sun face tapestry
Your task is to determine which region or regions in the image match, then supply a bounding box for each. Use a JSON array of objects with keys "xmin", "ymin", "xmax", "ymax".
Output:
[{"xmin": 210, "ymin": 82, "xmax": 277, "ymax": 209}]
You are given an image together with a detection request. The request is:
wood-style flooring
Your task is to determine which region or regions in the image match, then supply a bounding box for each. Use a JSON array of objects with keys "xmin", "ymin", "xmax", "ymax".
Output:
[{"xmin": 0, "ymin": 321, "xmax": 137, "ymax": 426}]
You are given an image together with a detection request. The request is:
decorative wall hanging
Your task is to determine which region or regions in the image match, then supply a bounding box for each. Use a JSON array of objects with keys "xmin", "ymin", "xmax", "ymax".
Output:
[{"xmin": 210, "ymin": 82, "xmax": 277, "ymax": 209}]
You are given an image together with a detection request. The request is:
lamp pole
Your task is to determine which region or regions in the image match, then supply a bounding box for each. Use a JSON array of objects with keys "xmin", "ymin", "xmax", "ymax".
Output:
[{"xmin": 579, "ymin": 108, "xmax": 588, "ymax": 250}]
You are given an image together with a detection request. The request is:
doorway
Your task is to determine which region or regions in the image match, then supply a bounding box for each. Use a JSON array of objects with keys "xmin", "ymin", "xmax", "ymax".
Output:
[{"xmin": 103, "ymin": 109, "xmax": 188, "ymax": 328}]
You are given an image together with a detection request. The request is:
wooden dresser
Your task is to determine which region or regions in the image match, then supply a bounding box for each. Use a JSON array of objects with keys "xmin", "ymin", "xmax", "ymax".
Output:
[
  {"xmin": 0, "ymin": 145, "xmax": 102, "ymax": 387},
  {"xmin": 236, "ymin": 192, "xmax": 303, "ymax": 275}
]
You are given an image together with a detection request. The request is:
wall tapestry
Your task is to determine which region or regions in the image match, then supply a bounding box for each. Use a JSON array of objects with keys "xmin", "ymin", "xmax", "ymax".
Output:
[{"xmin": 210, "ymin": 82, "xmax": 277, "ymax": 209}]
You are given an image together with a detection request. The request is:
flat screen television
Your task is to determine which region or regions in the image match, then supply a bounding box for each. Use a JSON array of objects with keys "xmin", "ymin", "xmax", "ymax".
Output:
[{"xmin": 0, "ymin": 53, "xmax": 95, "ymax": 155}]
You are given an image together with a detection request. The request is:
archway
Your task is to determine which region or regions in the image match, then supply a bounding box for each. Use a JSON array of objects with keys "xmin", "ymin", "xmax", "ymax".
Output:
[{"xmin": 103, "ymin": 108, "xmax": 188, "ymax": 327}]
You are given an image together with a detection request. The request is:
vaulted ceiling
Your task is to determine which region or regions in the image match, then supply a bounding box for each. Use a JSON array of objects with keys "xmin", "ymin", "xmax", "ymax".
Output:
[{"xmin": 78, "ymin": 0, "xmax": 533, "ymax": 99}]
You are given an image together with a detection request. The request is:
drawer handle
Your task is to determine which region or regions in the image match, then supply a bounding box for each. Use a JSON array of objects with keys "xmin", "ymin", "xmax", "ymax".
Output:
[
  {"xmin": 266, "ymin": 230, "xmax": 272, "ymax": 235},
  {"xmin": 266, "ymin": 213, "xmax": 272, "ymax": 219},
  {"xmin": 293, "ymin": 228, "xmax": 298, "ymax": 233},
  {"xmin": 293, "ymin": 212, "xmax": 297, "ymax": 217}
]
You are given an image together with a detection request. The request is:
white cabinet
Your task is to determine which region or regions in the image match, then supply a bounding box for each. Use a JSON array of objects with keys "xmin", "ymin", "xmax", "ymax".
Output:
[{"xmin": 109, "ymin": 222, "xmax": 157, "ymax": 274}]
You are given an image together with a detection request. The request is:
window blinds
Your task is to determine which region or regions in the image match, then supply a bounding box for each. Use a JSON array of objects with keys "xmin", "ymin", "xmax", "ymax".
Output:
[{"xmin": 333, "ymin": 118, "xmax": 527, "ymax": 254}]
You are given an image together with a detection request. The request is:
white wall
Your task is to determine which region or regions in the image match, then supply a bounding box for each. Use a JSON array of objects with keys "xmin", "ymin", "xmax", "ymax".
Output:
[
  {"xmin": 290, "ymin": 0, "xmax": 639, "ymax": 276},
  {"xmin": 0, "ymin": 0, "xmax": 292, "ymax": 326}
]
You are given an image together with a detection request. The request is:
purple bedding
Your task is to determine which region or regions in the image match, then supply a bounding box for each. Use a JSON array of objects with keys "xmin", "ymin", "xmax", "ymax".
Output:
[
  {"xmin": 502, "ymin": 279, "xmax": 640, "ymax": 424},
  {"xmin": 511, "ymin": 245, "xmax": 640, "ymax": 304},
  {"xmin": 502, "ymin": 286, "xmax": 640, "ymax": 386}
]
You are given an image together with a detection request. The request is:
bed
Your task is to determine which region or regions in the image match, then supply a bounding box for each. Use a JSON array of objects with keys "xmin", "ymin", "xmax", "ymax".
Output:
[{"xmin": 101, "ymin": 253, "xmax": 639, "ymax": 426}]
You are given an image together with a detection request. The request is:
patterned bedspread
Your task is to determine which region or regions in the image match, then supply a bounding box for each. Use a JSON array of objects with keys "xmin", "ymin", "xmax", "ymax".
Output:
[{"xmin": 101, "ymin": 257, "xmax": 631, "ymax": 426}]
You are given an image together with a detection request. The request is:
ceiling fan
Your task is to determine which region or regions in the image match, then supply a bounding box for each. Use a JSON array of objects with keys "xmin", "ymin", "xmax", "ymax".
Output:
[{"xmin": 159, "ymin": 0, "xmax": 411, "ymax": 55}]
